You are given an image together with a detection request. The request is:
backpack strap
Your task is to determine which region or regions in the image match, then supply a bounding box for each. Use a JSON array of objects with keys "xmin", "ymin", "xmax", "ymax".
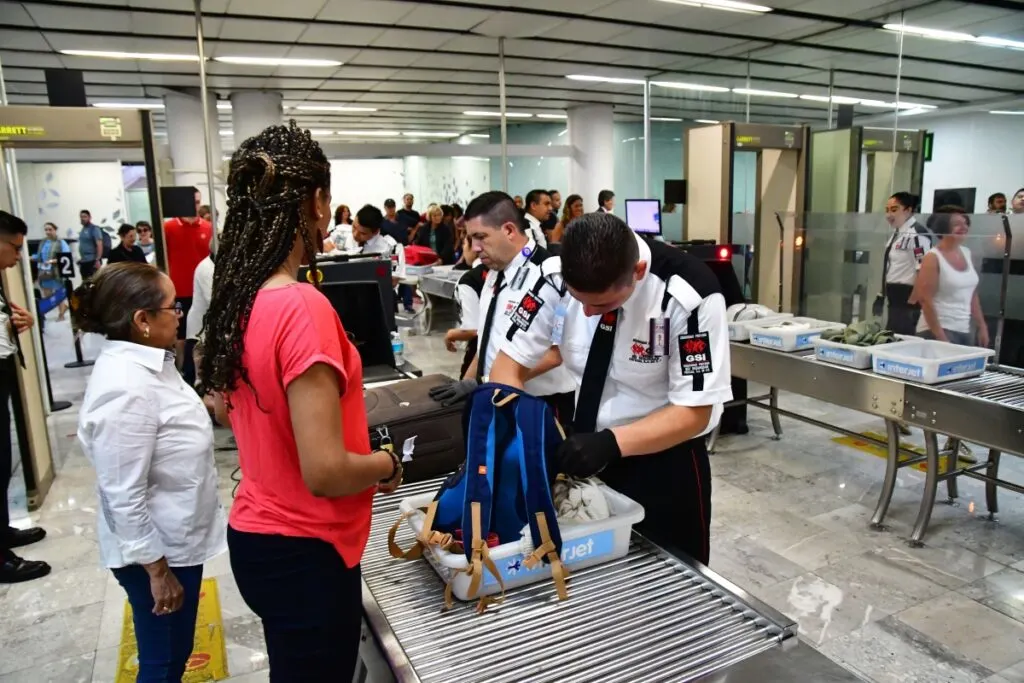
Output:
[
  {"xmin": 386, "ymin": 500, "xmax": 454, "ymax": 560},
  {"xmin": 516, "ymin": 396, "xmax": 569, "ymax": 601}
]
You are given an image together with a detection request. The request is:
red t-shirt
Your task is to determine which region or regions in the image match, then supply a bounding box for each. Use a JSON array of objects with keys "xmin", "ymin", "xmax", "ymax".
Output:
[
  {"xmin": 227, "ymin": 283, "xmax": 374, "ymax": 567},
  {"xmin": 163, "ymin": 217, "xmax": 212, "ymax": 298}
]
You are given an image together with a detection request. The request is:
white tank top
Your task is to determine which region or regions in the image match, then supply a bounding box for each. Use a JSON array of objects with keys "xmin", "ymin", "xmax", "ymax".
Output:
[{"xmin": 916, "ymin": 246, "xmax": 978, "ymax": 334}]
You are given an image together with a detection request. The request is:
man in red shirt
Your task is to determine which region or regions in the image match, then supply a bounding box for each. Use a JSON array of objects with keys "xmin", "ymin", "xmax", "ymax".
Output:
[{"xmin": 163, "ymin": 187, "xmax": 212, "ymax": 383}]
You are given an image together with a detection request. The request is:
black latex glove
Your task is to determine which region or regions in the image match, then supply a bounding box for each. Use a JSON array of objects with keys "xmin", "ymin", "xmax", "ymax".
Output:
[
  {"xmin": 556, "ymin": 430, "xmax": 622, "ymax": 479},
  {"xmin": 428, "ymin": 379, "xmax": 478, "ymax": 407}
]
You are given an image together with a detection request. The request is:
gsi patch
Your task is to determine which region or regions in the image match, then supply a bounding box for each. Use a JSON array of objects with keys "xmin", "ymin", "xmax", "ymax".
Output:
[
  {"xmin": 510, "ymin": 291, "xmax": 544, "ymax": 333},
  {"xmin": 678, "ymin": 332, "xmax": 713, "ymax": 375}
]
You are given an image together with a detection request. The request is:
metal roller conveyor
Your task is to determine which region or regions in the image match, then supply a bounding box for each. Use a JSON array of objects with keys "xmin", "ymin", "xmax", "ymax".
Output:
[
  {"xmin": 726, "ymin": 342, "xmax": 1024, "ymax": 545},
  {"xmin": 359, "ymin": 479, "xmax": 798, "ymax": 683}
]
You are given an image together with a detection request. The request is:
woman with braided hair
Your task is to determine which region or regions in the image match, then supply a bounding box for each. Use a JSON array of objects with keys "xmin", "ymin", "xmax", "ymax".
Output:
[{"xmin": 199, "ymin": 121, "xmax": 403, "ymax": 681}]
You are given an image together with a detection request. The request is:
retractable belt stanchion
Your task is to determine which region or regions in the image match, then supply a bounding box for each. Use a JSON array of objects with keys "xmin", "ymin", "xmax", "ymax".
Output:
[
  {"xmin": 58, "ymin": 254, "xmax": 94, "ymax": 370},
  {"xmin": 33, "ymin": 283, "xmax": 71, "ymax": 413}
]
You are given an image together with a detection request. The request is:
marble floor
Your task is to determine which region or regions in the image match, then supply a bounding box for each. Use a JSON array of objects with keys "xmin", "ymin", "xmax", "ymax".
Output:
[{"xmin": 3, "ymin": 311, "xmax": 1024, "ymax": 683}]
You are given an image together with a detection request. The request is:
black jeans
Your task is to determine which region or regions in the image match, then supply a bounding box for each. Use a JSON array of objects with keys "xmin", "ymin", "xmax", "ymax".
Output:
[
  {"xmin": 600, "ymin": 438, "xmax": 712, "ymax": 565},
  {"xmin": 227, "ymin": 527, "xmax": 362, "ymax": 683},
  {"xmin": 0, "ymin": 356, "xmax": 25, "ymax": 555},
  {"xmin": 78, "ymin": 260, "xmax": 97, "ymax": 280},
  {"xmin": 885, "ymin": 283, "xmax": 920, "ymax": 335}
]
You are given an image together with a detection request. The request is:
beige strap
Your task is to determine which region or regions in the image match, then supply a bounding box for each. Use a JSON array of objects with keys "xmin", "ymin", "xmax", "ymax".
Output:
[
  {"xmin": 492, "ymin": 388, "xmax": 518, "ymax": 407},
  {"xmin": 534, "ymin": 511, "xmax": 570, "ymax": 601},
  {"xmin": 388, "ymin": 502, "xmax": 452, "ymax": 560}
]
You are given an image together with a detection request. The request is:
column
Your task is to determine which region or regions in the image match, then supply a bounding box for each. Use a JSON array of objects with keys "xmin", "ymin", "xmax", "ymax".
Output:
[
  {"xmin": 163, "ymin": 90, "xmax": 223, "ymax": 215},
  {"xmin": 230, "ymin": 91, "xmax": 283, "ymax": 149},
  {"xmin": 568, "ymin": 104, "xmax": 615, "ymax": 213}
]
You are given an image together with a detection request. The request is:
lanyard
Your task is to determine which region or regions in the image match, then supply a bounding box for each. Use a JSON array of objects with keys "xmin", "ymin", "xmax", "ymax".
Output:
[{"xmin": 573, "ymin": 309, "xmax": 620, "ymax": 434}]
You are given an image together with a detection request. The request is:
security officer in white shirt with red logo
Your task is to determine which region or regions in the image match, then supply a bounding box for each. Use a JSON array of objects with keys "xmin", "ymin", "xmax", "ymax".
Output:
[
  {"xmin": 352, "ymin": 204, "xmax": 406, "ymax": 284},
  {"xmin": 430, "ymin": 192, "xmax": 576, "ymax": 421},
  {"xmin": 490, "ymin": 211, "xmax": 731, "ymax": 564}
]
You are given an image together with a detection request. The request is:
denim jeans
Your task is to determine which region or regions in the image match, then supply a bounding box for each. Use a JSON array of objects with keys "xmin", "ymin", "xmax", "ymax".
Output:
[
  {"xmin": 112, "ymin": 564, "xmax": 204, "ymax": 683},
  {"xmin": 227, "ymin": 527, "xmax": 362, "ymax": 683},
  {"xmin": 920, "ymin": 329, "xmax": 973, "ymax": 346}
]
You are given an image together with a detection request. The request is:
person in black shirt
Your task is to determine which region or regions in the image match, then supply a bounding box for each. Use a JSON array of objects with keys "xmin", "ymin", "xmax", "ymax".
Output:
[
  {"xmin": 396, "ymin": 193, "xmax": 420, "ymax": 234},
  {"xmin": 381, "ymin": 198, "xmax": 406, "ymax": 245},
  {"xmin": 106, "ymin": 224, "xmax": 148, "ymax": 264}
]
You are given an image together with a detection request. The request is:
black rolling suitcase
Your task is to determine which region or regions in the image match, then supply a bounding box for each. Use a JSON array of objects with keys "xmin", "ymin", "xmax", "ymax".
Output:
[{"xmin": 365, "ymin": 374, "xmax": 465, "ymax": 483}]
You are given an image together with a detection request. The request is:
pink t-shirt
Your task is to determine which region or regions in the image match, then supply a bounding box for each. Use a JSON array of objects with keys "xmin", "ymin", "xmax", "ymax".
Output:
[{"xmin": 227, "ymin": 283, "xmax": 374, "ymax": 567}]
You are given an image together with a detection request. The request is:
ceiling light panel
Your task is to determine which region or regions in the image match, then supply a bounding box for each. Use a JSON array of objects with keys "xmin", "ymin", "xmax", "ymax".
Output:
[
  {"xmin": 293, "ymin": 105, "xmax": 377, "ymax": 112},
  {"xmin": 334, "ymin": 130, "xmax": 402, "ymax": 137},
  {"xmin": 60, "ymin": 49, "xmax": 199, "ymax": 62},
  {"xmin": 401, "ymin": 132, "xmax": 460, "ymax": 137},
  {"xmin": 463, "ymin": 111, "xmax": 534, "ymax": 118},
  {"xmin": 215, "ymin": 56, "xmax": 343, "ymax": 67},
  {"xmin": 92, "ymin": 101, "xmax": 164, "ymax": 109},
  {"xmin": 732, "ymin": 88, "xmax": 798, "ymax": 98},
  {"xmin": 651, "ymin": 81, "xmax": 731, "ymax": 93},
  {"xmin": 656, "ymin": 0, "xmax": 772, "ymax": 14}
]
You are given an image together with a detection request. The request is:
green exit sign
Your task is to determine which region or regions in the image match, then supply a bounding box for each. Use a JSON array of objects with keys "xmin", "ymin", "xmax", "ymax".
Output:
[{"xmin": 923, "ymin": 132, "xmax": 934, "ymax": 162}]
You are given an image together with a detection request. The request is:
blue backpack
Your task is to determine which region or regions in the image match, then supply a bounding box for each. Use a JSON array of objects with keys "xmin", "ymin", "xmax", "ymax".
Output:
[{"xmin": 389, "ymin": 383, "xmax": 568, "ymax": 611}]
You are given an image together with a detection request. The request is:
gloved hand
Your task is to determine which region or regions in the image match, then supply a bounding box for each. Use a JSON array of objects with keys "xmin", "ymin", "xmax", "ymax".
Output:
[
  {"xmin": 555, "ymin": 430, "xmax": 621, "ymax": 479},
  {"xmin": 428, "ymin": 379, "xmax": 478, "ymax": 407}
]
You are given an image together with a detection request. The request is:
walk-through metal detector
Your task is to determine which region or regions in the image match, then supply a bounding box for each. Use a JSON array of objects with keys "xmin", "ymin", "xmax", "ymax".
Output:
[
  {"xmin": 684, "ymin": 122, "xmax": 809, "ymax": 312},
  {"xmin": 0, "ymin": 106, "xmax": 166, "ymax": 507},
  {"xmin": 802, "ymin": 127, "xmax": 927, "ymax": 322}
]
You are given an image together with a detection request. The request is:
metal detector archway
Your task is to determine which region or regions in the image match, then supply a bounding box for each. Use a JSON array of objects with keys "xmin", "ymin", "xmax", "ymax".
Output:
[{"xmin": 0, "ymin": 105, "xmax": 166, "ymax": 508}]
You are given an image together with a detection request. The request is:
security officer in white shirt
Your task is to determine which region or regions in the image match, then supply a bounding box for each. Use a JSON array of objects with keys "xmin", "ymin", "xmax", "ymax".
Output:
[
  {"xmin": 352, "ymin": 204, "xmax": 406, "ymax": 286},
  {"xmin": 876, "ymin": 192, "xmax": 931, "ymax": 334},
  {"xmin": 430, "ymin": 192, "xmax": 576, "ymax": 421},
  {"xmin": 522, "ymin": 189, "xmax": 550, "ymax": 250},
  {"xmin": 490, "ymin": 212, "xmax": 732, "ymax": 564}
]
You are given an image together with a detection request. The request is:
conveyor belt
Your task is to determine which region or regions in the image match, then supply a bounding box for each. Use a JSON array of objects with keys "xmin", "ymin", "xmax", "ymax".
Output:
[
  {"xmin": 361, "ymin": 479, "xmax": 796, "ymax": 683},
  {"xmin": 935, "ymin": 367, "xmax": 1024, "ymax": 409}
]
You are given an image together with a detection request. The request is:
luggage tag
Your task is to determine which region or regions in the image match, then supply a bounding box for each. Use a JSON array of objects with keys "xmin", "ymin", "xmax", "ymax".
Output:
[
  {"xmin": 552, "ymin": 303, "xmax": 567, "ymax": 344},
  {"xmin": 649, "ymin": 317, "xmax": 669, "ymax": 357}
]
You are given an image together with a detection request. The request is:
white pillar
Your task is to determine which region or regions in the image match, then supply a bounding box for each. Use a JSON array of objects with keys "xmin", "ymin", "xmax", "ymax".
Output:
[
  {"xmin": 568, "ymin": 104, "xmax": 615, "ymax": 213},
  {"xmin": 230, "ymin": 91, "xmax": 283, "ymax": 149},
  {"xmin": 163, "ymin": 91, "xmax": 224, "ymax": 218}
]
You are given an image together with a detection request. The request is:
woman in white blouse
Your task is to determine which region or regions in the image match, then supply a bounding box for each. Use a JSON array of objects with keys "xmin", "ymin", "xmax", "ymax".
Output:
[{"xmin": 74, "ymin": 262, "xmax": 226, "ymax": 682}]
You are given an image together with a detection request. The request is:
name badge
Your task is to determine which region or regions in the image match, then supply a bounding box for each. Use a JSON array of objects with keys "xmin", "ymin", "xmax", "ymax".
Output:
[
  {"xmin": 649, "ymin": 317, "xmax": 669, "ymax": 356},
  {"xmin": 511, "ymin": 266, "xmax": 529, "ymax": 290}
]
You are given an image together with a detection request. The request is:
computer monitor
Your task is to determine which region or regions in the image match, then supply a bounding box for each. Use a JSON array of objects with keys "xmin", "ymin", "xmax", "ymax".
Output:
[
  {"xmin": 298, "ymin": 258, "xmax": 397, "ymax": 374},
  {"xmin": 625, "ymin": 199, "xmax": 662, "ymax": 236}
]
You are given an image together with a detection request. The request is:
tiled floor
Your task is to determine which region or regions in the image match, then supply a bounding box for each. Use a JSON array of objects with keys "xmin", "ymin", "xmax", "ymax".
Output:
[{"xmin": 4, "ymin": 312, "xmax": 1024, "ymax": 682}]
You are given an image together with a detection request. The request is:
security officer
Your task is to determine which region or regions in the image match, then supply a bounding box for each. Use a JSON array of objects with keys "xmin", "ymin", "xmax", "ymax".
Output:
[
  {"xmin": 489, "ymin": 212, "xmax": 731, "ymax": 564},
  {"xmin": 352, "ymin": 204, "xmax": 405, "ymax": 288},
  {"xmin": 430, "ymin": 191, "xmax": 576, "ymax": 422}
]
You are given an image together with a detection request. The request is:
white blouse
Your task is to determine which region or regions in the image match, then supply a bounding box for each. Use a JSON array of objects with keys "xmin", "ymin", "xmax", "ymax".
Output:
[{"xmin": 78, "ymin": 340, "xmax": 227, "ymax": 569}]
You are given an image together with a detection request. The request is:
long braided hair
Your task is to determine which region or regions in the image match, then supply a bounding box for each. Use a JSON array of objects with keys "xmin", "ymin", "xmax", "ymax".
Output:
[{"xmin": 198, "ymin": 120, "xmax": 330, "ymax": 398}]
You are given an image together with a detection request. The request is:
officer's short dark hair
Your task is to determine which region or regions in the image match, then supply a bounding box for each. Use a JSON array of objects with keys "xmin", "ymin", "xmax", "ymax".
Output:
[
  {"xmin": 357, "ymin": 204, "xmax": 384, "ymax": 232},
  {"xmin": 598, "ymin": 189, "xmax": 615, "ymax": 207},
  {"xmin": 80, "ymin": 209, "xmax": 91, "ymax": 217},
  {"xmin": 988, "ymin": 192, "xmax": 1006, "ymax": 206},
  {"xmin": 464, "ymin": 191, "xmax": 524, "ymax": 233},
  {"xmin": 549, "ymin": 189, "xmax": 560, "ymax": 197},
  {"xmin": 927, "ymin": 205, "xmax": 970, "ymax": 236},
  {"xmin": 117, "ymin": 223, "xmax": 135, "ymax": 238},
  {"xmin": 525, "ymin": 189, "xmax": 550, "ymax": 210},
  {"xmin": 561, "ymin": 212, "xmax": 639, "ymax": 293},
  {"xmin": 384, "ymin": 198, "xmax": 396, "ymax": 209},
  {"xmin": 0, "ymin": 211, "xmax": 28, "ymax": 237},
  {"xmin": 889, "ymin": 192, "xmax": 919, "ymax": 212}
]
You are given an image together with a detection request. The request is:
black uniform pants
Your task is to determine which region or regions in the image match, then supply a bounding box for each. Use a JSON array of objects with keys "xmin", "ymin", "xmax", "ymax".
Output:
[
  {"xmin": 885, "ymin": 283, "xmax": 920, "ymax": 335},
  {"xmin": 541, "ymin": 391, "xmax": 576, "ymax": 429},
  {"xmin": 600, "ymin": 437, "xmax": 712, "ymax": 565},
  {"xmin": 0, "ymin": 356, "xmax": 20, "ymax": 554}
]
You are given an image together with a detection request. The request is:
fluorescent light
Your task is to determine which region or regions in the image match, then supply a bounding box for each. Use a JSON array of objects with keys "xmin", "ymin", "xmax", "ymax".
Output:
[
  {"xmin": 990, "ymin": 110, "xmax": 1024, "ymax": 115},
  {"xmin": 215, "ymin": 56, "xmax": 342, "ymax": 67},
  {"xmin": 651, "ymin": 81, "xmax": 730, "ymax": 93},
  {"xmin": 453, "ymin": 156, "xmax": 490, "ymax": 161},
  {"xmin": 733, "ymin": 88, "xmax": 798, "ymax": 98},
  {"xmin": 60, "ymin": 49, "xmax": 199, "ymax": 62},
  {"xmin": 308, "ymin": 130, "xmax": 336, "ymax": 136},
  {"xmin": 558, "ymin": 129, "xmax": 568, "ymax": 136},
  {"xmin": 219, "ymin": 130, "xmax": 233, "ymax": 137},
  {"xmin": 896, "ymin": 101, "xmax": 936, "ymax": 110},
  {"xmin": 652, "ymin": 117, "xmax": 683, "ymax": 122},
  {"xmin": 656, "ymin": 0, "xmax": 772, "ymax": 14},
  {"xmin": 799, "ymin": 94, "xmax": 861, "ymax": 105},
  {"xmin": 468, "ymin": 133, "xmax": 490, "ymax": 138},
  {"xmin": 335, "ymin": 130, "xmax": 401, "ymax": 137},
  {"xmin": 858, "ymin": 99, "xmax": 892, "ymax": 108},
  {"xmin": 463, "ymin": 111, "xmax": 533, "ymax": 118},
  {"xmin": 92, "ymin": 101, "xmax": 164, "ymax": 110},
  {"xmin": 294, "ymin": 105, "xmax": 378, "ymax": 112},
  {"xmin": 566, "ymin": 74, "xmax": 646, "ymax": 85},
  {"xmin": 216, "ymin": 102, "xmax": 231, "ymax": 110},
  {"xmin": 696, "ymin": 119, "xmax": 720, "ymax": 124},
  {"xmin": 897, "ymin": 108, "xmax": 931, "ymax": 117},
  {"xmin": 882, "ymin": 24, "xmax": 974, "ymax": 43},
  {"xmin": 977, "ymin": 36, "xmax": 1024, "ymax": 50},
  {"xmin": 537, "ymin": 113, "xmax": 568, "ymax": 119},
  {"xmin": 401, "ymin": 131, "xmax": 459, "ymax": 138}
]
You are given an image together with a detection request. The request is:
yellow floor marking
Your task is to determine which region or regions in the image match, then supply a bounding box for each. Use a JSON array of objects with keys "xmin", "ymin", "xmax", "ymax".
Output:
[
  {"xmin": 115, "ymin": 576, "xmax": 229, "ymax": 683},
  {"xmin": 831, "ymin": 430, "xmax": 970, "ymax": 473}
]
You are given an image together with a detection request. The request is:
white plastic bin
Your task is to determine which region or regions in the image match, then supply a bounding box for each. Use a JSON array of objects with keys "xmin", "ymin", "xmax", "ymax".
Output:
[
  {"xmin": 871, "ymin": 339, "xmax": 994, "ymax": 384},
  {"xmin": 729, "ymin": 313, "xmax": 793, "ymax": 341},
  {"xmin": 398, "ymin": 486, "xmax": 645, "ymax": 601},
  {"xmin": 747, "ymin": 318, "xmax": 839, "ymax": 352},
  {"xmin": 813, "ymin": 334, "xmax": 911, "ymax": 370}
]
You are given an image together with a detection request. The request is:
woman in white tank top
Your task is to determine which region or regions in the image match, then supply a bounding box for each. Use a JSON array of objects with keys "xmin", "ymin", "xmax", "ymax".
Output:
[{"xmin": 910, "ymin": 207, "xmax": 989, "ymax": 348}]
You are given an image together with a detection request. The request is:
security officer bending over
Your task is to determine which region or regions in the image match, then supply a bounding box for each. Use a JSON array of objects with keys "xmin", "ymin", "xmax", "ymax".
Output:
[
  {"xmin": 431, "ymin": 191, "xmax": 576, "ymax": 422},
  {"xmin": 489, "ymin": 212, "xmax": 731, "ymax": 564}
]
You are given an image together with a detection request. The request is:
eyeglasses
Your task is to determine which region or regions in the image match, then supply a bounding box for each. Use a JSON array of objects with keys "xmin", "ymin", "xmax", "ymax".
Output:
[{"xmin": 153, "ymin": 302, "xmax": 183, "ymax": 315}]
